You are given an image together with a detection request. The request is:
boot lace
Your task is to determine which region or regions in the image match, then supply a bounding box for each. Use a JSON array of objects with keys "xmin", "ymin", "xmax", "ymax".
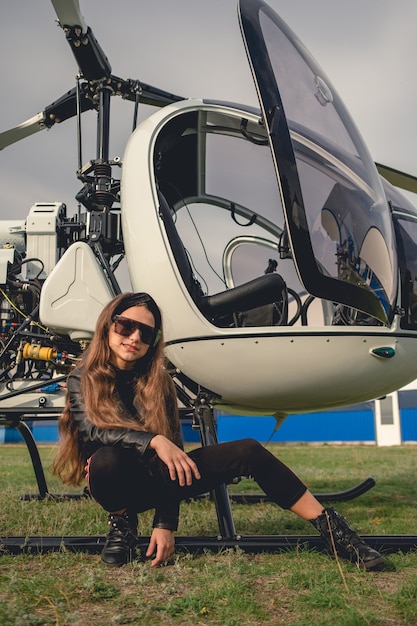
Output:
[{"xmin": 107, "ymin": 514, "xmax": 137, "ymax": 547}]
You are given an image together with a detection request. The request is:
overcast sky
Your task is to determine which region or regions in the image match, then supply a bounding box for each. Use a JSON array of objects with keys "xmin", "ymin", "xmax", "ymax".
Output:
[{"xmin": 1, "ymin": 0, "xmax": 417, "ymax": 221}]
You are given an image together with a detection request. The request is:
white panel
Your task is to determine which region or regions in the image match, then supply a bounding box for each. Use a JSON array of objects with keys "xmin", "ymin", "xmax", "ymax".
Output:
[{"xmin": 39, "ymin": 242, "xmax": 115, "ymax": 341}]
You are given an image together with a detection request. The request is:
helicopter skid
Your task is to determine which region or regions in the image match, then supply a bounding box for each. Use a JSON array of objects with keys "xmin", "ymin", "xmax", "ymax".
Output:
[{"xmin": 1, "ymin": 533, "xmax": 416, "ymax": 558}]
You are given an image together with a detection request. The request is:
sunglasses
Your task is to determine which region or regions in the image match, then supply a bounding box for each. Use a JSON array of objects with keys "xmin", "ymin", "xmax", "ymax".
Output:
[{"xmin": 112, "ymin": 315, "xmax": 157, "ymax": 345}]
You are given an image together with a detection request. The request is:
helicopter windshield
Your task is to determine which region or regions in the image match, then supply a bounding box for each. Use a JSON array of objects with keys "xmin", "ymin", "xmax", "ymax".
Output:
[{"xmin": 238, "ymin": 0, "xmax": 397, "ymax": 324}]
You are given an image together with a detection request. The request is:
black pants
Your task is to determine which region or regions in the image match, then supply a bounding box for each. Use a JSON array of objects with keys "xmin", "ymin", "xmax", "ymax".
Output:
[{"xmin": 87, "ymin": 438, "xmax": 307, "ymax": 514}]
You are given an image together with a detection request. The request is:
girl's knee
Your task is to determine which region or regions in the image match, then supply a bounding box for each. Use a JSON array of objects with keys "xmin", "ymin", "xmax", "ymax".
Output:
[
  {"xmin": 89, "ymin": 447, "xmax": 128, "ymax": 480},
  {"xmin": 238, "ymin": 438, "xmax": 264, "ymax": 457}
]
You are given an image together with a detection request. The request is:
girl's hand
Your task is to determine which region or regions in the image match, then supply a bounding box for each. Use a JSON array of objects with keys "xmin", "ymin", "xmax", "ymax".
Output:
[
  {"xmin": 149, "ymin": 435, "xmax": 201, "ymax": 486},
  {"xmin": 146, "ymin": 528, "xmax": 175, "ymax": 567}
]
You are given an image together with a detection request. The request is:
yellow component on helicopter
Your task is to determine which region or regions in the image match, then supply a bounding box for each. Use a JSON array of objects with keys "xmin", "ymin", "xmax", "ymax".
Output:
[{"xmin": 22, "ymin": 343, "xmax": 57, "ymax": 361}]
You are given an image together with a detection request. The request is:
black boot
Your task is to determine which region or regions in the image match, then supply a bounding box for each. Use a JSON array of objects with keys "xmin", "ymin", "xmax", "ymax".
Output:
[
  {"xmin": 101, "ymin": 511, "xmax": 138, "ymax": 567},
  {"xmin": 310, "ymin": 507, "xmax": 384, "ymax": 570}
]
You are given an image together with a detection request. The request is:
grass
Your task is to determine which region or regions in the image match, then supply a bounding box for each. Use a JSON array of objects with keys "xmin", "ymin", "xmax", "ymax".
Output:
[{"xmin": 1, "ymin": 442, "xmax": 417, "ymax": 625}]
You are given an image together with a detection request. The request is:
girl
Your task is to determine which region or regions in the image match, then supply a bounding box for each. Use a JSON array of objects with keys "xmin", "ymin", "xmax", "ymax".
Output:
[{"xmin": 53, "ymin": 292, "xmax": 383, "ymax": 570}]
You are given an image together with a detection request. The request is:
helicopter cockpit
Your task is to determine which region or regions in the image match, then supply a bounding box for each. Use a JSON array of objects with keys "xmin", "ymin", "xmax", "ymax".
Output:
[
  {"xmin": 120, "ymin": 0, "xmax": 417, "ymax": 414},
  {"xmin": 145, "ymin": 101, "xmax": 397, "ymax": 331}
]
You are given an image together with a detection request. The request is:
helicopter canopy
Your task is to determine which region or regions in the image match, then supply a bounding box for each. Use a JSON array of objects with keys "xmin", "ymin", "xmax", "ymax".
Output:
[{"xmin": 238, "ymin": 0, "xmax": 397, "ymax": 325}]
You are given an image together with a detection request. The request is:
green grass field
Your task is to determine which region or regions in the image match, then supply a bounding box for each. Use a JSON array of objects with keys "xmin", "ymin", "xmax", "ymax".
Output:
[{"xmin": 1, "ymin": 443, "xmax": 417, "ymax": 625}]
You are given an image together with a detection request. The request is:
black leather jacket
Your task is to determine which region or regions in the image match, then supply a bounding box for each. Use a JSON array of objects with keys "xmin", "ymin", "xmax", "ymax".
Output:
[{"xmin": 67, "ymin": 365, "xmax": 183, "ymax": 530}]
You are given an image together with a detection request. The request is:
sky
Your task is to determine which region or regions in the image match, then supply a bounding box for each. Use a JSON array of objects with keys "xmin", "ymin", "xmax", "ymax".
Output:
[{"xmin": 1, "ymin": 0, "xmax": 417, "ymax": 222}]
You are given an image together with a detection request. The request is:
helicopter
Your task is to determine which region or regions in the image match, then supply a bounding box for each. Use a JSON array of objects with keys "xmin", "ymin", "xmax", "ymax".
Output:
[{"xmin": 1, "ymin": 0, "xmax": 417, "ymax": 553}]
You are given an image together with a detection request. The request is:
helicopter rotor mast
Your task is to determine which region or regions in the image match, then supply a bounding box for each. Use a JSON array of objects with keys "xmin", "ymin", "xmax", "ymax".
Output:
[{"xmin": 49, "ymin": 0, "xmax": 185, "ymax": 249}]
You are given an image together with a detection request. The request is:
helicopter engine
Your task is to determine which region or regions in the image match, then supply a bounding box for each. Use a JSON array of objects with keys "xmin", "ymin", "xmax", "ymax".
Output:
[
  {"xmin": 0, "ymin": 204, "xmax": 73, "ymax": 408},
  {"xmin": 0, "ymin": 201, "xmax": 117, "ymax": 410}
]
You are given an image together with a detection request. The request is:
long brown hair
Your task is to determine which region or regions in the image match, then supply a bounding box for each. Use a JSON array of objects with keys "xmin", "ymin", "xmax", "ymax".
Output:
[{"xmin": 52, "ymin": 292, "xmax": 178, "ymax": 485}]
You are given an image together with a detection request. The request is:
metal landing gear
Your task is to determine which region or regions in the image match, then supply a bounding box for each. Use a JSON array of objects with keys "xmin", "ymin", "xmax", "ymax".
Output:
[{"xmin": 1, "ymin": 397, "xmax": 417, "ymax": 556}]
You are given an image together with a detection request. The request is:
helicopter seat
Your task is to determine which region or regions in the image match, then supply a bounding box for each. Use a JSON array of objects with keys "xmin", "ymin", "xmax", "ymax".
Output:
[
  {"xmin": 200, "ymin": 274, "xmax": 287, "ymax": 326},
  {"xmin": 158, "ymin": 191, "xmax": 288, "ymax": 327}
]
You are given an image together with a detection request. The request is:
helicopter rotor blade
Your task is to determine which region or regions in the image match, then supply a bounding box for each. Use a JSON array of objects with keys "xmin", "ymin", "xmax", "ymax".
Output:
[
  {"xmin": 376, "ymin": 162, "xmax": 417, "ymax": 195},
  {"xmin": 0, "ymin": 85, "xmax": 96, "ymax": 151},
  {"xmin": 50, "ymin": 0, "xmax": 111, "ymax": 81},
  {"xmin": 0, "ymin": 113, "xmax": 47, "ymax": 151},
  {"xmin": 50, "ymin": 0, "xmax": 88, "ymax": 33}
]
